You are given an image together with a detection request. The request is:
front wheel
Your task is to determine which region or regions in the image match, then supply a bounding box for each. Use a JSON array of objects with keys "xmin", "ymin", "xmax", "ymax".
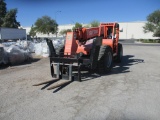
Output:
[
  {"xmin": 97, "ymin": 45, "xmax": 113, "ymax": 74},
  {"xmin": 115, "ymin": 43, "xmax": 123, "ymax": 63}
]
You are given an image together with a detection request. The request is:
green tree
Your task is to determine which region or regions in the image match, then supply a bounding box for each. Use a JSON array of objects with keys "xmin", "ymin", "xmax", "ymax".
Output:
[
  {"xmin": 90, "ymin": 20, "xmax": 100, "ymax": 27},
  {"xmin": 29, "ymin": 25, "xmax": 36, "ymax": 38},
  {"xmin": 34, "ymin": 16, "xmax": 58, "ymax": 36},
  {"xmin": 2, "ymin": 8, "xmax": 20, "ymax": 28},
  {"xmin": 0, "ymin": 0, "xmax": 7, "ymax": 26},
  {"xmin": 143, "ymin": 10, "xmax": 160, "ymax": 37},
  {"xmin": 72, "ymin": 22, "xmax": 82, "ymax": 30},
  {"xmin": 60, "ymin": 29, "xmax": 72, "ymax": 36}
]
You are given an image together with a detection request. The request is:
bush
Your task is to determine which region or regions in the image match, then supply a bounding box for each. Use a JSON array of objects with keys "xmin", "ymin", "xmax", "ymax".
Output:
[{"xmin": 137, "ymin": 39, "xmax": 160, "ymax": 43}]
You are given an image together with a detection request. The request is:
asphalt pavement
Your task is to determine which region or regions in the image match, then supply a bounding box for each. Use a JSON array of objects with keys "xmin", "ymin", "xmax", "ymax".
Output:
[{"xmin": 0, "ymin": 43, "xmax": 160, "ymax": 120}]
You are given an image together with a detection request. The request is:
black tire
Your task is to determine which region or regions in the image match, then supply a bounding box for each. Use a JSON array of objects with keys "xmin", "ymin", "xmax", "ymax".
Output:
[
  {"xmin": 90, "ymin": 46, "xmax": 100, "ymax": 70},
  {"xmin": 90, "ymin": 38, "xmax": 100, "ymax": 70},
  {"xmin": 97, "ymin": 45, "xmax": 113, "ymax": 74},
  {"xmin": 115, "ymin": 43, "xmax": 123, "ymax": 63}
]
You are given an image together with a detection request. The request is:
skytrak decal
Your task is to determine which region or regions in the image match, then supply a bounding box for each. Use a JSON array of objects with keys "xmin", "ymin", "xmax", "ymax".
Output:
[{"xmin": 87, "ymin": 29, "xmax": 99, "ymax": 36}]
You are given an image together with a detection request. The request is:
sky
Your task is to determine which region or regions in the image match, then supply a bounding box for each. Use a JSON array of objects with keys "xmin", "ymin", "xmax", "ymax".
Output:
[{"xmin": 5, "ymin": 0, "xmax": 160, "ymax": 27}]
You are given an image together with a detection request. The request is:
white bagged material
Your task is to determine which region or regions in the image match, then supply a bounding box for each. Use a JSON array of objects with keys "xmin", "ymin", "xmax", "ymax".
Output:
[
  {"xmin": 0, "ymin": 44, "xmax": 9, "ymax": 65},
  {"xmin": 15, "ymin": 40, "xmax": 35, "ymax": 52},
  {"xmin": 1, "ymin": 40, "xmax": 34, "ymax": 65},
  {"xmin": 2, "ymin": 42, "xmax": 16, "ymax": 48},
  {"xmin": 28, "ymin": 41, "xmax": 35, "ymax": 53},
  {"xmin": 15, "ymin": 40, "xmax": 29, "ymax": 51},
  {"xmin": 7, "ymin": 45, "xmax": 32, "ymax": 65},
  {"xmin": 52, "ymin": 38, "xmax": 65, "ymax": 55},
  {"xmin": 35, "ymin": 43, "xmax": 42, "ymax": 56},
  {"xmin": 42, "ymin": 47, "xmax": 49, "ymax": 57},
  {"xmin": 17, "ymin": 40, "xmax": 28, "ymax": 50},
  {"xmin": 34, "ymin": 41, "xmax": 49, "ymax": 57},
  {"xmin": 34, "ymin": 38, "xmax": 65, "ymax": 58},
  {"xmin": 41, "ymin": 41, "xmax": 49, "ymax": 57}
]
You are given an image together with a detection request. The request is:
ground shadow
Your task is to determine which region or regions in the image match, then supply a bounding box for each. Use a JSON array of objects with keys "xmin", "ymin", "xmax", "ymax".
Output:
[
  {"xmin": 0, "ymin": 58, "xmax": 41, "ymax": 69},
  {"xmin": 52, "ymin": 81, "xmax": 73, "ymax": 93},
  {"xmin": 41, "ymin": 79, "xmax": 60, "ymax": 90},
  {"xmin": 37, "ymin": 78, "xmax": 73, "ymax": 93},
  {"xmin": 35, "ymin": 55, "xmax": 144, "ymax": 92},
  {"xmin": 77, "ymin": 55, "xmax": 144, "ymax": 81},
  {"xmin": 111, "ymin": 55, "xmax": 144, "ymax": 74},
  {"xmin": 0, "ymin": 64, "xmax": 9, "ymax": 70},
  {"xmin": 10, "ymin": 58, "xmax": 41, "ymax": 67}
]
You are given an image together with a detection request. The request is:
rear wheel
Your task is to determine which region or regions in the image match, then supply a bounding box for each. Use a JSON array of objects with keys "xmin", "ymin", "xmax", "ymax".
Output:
[{"xmin": 97, "ymin": 45, "xmax": 113, "ymax": 74}]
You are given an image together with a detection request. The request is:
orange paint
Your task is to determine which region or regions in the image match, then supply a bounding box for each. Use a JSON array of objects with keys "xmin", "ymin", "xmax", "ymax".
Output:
[{"xmin": 64, "ymin": 22, "xmax": 120, "ymax": 56}]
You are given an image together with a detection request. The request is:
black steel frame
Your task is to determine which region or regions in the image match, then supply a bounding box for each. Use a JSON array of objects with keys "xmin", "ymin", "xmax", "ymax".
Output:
[{"xmin": 46, "ymin": 38, "xmax": 83, "ymax": 82}]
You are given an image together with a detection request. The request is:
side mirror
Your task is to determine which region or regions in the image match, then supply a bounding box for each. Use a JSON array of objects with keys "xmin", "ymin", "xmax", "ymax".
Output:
[{"xmin": 120, "ymin": 28, "xmax": 123, "ymax": 32}]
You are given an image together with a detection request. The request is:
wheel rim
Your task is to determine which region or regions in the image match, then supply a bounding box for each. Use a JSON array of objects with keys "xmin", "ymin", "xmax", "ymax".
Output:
[{"xmin": 105, "ymin": 52, "xmax": 112, "ymax": 68}]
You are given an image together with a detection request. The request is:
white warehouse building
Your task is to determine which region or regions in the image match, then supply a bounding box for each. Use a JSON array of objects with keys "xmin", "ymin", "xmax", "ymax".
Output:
[
  {"xmin": 119, "ymin": 21, "xmax": 157, "ymax": 39},
  {"xmin": 24, "ymin": 21, "xmax": 158, "ymax": 39}
]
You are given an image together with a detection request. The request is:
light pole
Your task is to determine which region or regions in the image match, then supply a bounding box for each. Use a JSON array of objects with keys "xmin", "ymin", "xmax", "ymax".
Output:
[{"xmin": 55, "ymin": 11, "xmax": 61, "ymax": 38}]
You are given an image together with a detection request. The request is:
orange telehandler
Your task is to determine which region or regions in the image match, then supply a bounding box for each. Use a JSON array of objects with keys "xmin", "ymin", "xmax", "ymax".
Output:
[{"xmin": 34, "ymin": 23, "xmax": 123, "ymax": 89}]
